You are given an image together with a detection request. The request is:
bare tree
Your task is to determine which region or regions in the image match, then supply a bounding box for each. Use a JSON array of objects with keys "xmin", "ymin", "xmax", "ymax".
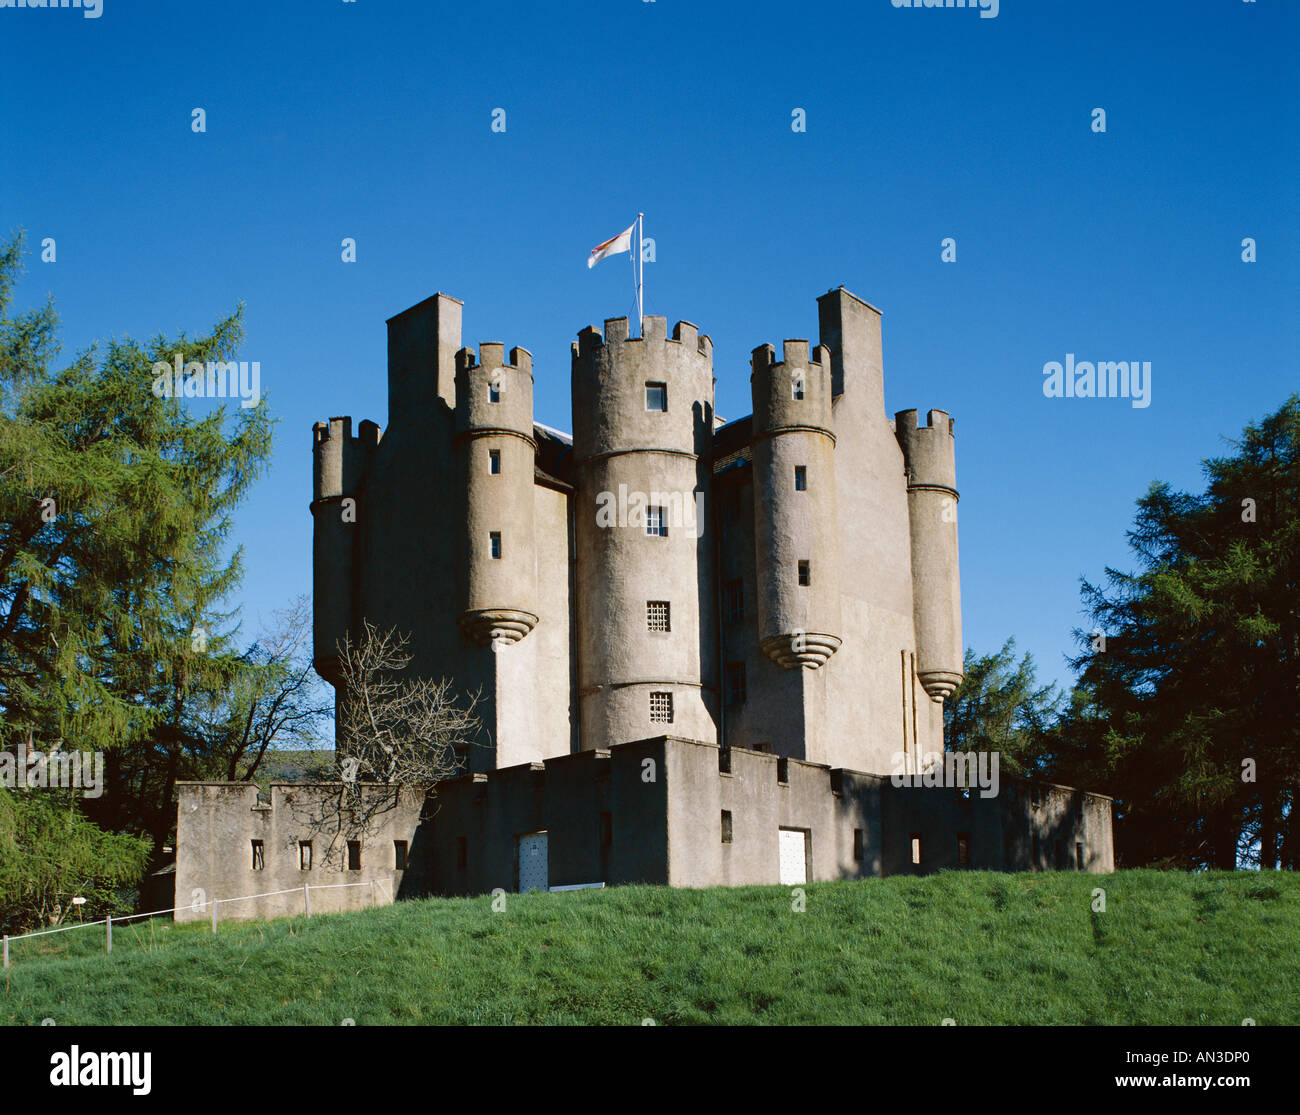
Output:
[
  {"xmin": 335, "ymin": 620, "xmax": 482, "ymax": 787},
  {"xmin": 300, "ymin": 621, "xmax": 483, "ymax": 851}
]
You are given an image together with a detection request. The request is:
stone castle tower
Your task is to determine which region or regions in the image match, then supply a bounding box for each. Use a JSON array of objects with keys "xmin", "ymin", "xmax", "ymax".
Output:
[
  {"xmin": 311, "ymin": 287, "xmax": 964, "ymax": 778},
  {"xmin": 171, "ymin": 286, "xmax": 1114, "ymax": 922}
]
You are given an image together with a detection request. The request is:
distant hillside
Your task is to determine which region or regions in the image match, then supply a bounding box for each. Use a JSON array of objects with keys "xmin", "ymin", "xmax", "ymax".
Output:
[{"xmin": 2, "ymin": 871, "xmax": 1295, "ymax": 1025}]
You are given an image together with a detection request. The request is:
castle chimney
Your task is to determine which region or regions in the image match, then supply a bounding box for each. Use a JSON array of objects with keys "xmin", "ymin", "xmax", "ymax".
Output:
[{"xmin": 385, "ymin": 293, "xmax": 463, "ymax": 427}]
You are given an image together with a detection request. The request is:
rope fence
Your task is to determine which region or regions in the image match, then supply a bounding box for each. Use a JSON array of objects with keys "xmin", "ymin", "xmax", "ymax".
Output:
[{"xmin": 2, "ymin": 880, "xmax": 386, "ymax": 969}]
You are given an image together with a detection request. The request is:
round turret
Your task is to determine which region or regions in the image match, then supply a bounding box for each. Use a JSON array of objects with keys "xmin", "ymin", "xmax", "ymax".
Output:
[
  {"xmin": 749, "ymin": 341, "xmax": 843, "ymax": 669},
  {"xmin": 894, "ymin": 408, "xmax": 963, "ymax": 702},
  {"xmin": 311, "ymin": 416, "xmax": 379, "ymax": 684},
  {"xmin": 454, "ymin": 344, "xmax": 538, "ymax": 647},
  {"xmin": 570, "ymin": 316, "xmax": 718, "ymax": 749}
]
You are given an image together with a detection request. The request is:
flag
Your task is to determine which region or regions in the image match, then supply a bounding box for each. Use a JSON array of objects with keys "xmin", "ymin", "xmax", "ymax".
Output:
[{"xmin": 587, "ymin": 222, "xmax": 635, "ymax": 269}]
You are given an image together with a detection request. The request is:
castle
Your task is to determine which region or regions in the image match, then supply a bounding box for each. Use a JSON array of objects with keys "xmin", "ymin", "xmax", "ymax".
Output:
[{"xmin": 174, "ymin": 287, "xmax": 1113, "ymax": 922}]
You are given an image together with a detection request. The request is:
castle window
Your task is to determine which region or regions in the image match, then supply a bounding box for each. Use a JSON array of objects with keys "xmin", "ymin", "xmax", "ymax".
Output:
[
  {"xmin": 646, "ymin": 506, "xmax": 668, "ymax": 538},
  {"xmin": 1076, "ymin": 842, "xmax": 1085, "ymax": 870},
  {"xmin": 721, "ymin": 811, "xmax": 733, "ymax": 844},
  {"xmin": 798, "ymin": 560, "xmax": 811, "ymax": 586},
  {"xmin": 725, "ymin": 661, "xmax": 747, "ymax": 706},
  {"xmin": 853, "ymin": 828, "xmax": 864, "ymax": 862},
  {"xmin": 777, "ymin": 757, "xmax": 790, "ymax": 784},
  {"xmin": 490, "ymin": 531, "xmax": 502, "ymax": 559},
  {"xmin": 251, "ymin": 840, "xmax": 264, "ymax": 871},
  {"xmin": 299, "ymin": 841, "xmax": 312, "ymax": 871},
  {"xmin": 647, "ymin": 600, "xmax": 671, "ymax": 632},
  {"xmin": 456, "ymin": 836, "xmax": 468, "ymax": 869},
  {"xmin": 649, "ymin": 691, "xmax": 674, "ymax": 723},
  {"xmin": 488, "ymin": 380, "xmax": 501, "ymax": 403},
  {"xmin": 791, "ymin": 374, "xmax": 805, "ymax": 401},
  {"xmin": 645, "ymin": 382, "xmax": 667, "ymax": 411},
  {"xmin": 347, "ymin": 840, "xmax": 361, "ymax": 871},
  {"xmin": 489, "ymin": 449, "xmax": 501, "ymax": 475},
  {"xmin": 394, "ymin": 840, "xmax": 408, "ymax": 870},
  {"xmin": 724, "ymin": 579, "xmax": 744, "ymax": 623},
  {"xmin": 794, "ymin": 466, "xmax": 807, "ymax": 491},
  {"xmin": 957, "ymin": 833, "xmax": 970, "ymax": 865},
  {"xmin": 910, "ymin": 834, "xmax": 922, "ymax": 866}
]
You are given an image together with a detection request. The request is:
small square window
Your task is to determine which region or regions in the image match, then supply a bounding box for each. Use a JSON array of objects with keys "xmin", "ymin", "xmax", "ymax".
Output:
[
  {"xmin": 649, "ymin": 691, "xmax": 674, "ymax": 723},
  {"xmin": 299, "ymin": 841, "xmax": 312, "ymax": 871},
  {"xmin": 794, "ymin": 466, "xmax": 807, "ymax": 491},
  {"xmin": 725, "ymin": 661, "xmax": 747, "ymax": 706},
  {"xmin": 251, "ymin": 840, "xmax": 265, "ymax": 871},
  {"xmin": 798, "ymin": 560, "xmax": 811, "ymax": 586},
  {"xmin": 910, "ymin": 834, "xmax": 922, "ymax": 866},
  {"xmin": 853, "ymin": 828, "xmax": 864, "ymax": 862},
  {"xmin": 645, "ymin": 382, "xmax": 667, "ymax": 411},
  {"xmin": 346, "ymin": 840, "xmax": 361, "ymax": 871},
  {"xmin": 957, "ymin": 833, "xmax": 970, "ymax": 866},
  {"xmin": 488, "ymin": 380, "xmax": 501, "ymax": 403},
  {"xmin": 721, "ymin": 810, "xmax": 733, "ymax": 844},
  {"xmin": 646, "ymin": 506, "xmax": 668, "ymax": 538},
  {"xmin": 394, "ymin": 840, "xmax": 408, "ymax": 870},
  {"xmin": 647, "ymin": 600, "xmax": 671, "ymax": 632},
  {"xmin": 490, "ymin": 531, "xmax": 502, "ymax": 559},
  {"xmin": 489, "ymin": 449, "xmax": 501, "ymax": 475}
]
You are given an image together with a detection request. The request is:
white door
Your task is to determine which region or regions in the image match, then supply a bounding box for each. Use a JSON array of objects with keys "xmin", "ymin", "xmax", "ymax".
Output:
[
  {"xmin": 517, "ymin": 832, "xmax": 549, "ymax": 892},
  {"xmin": 779, "ymin": 829, "xmax": 808, "ymax": 885}
]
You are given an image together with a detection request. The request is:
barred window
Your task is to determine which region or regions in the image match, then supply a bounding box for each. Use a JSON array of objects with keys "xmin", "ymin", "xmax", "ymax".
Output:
[
  {"xmin": 724, "ymin": 579, "xmax": 744, "ymax": 623},
  {"xmin": 649, "ymin": 691, "xmax": 674, "ymax": 723},
  {"xmin": 646, "ymin": 506, "xmax": 668, "ymax": 538},
  {"xmin": 647, "ymin": 601, "xmax": 671, "ymax": 632},
  {"xmin": 725, "ymin": 661, "xmax": 747, "ymax": 706}
]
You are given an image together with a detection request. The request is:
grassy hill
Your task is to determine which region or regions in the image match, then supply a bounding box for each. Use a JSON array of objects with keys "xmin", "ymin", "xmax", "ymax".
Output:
[{"xmin": 2, "ymin": 870, "xmax": 1296, "ymax": 1026}]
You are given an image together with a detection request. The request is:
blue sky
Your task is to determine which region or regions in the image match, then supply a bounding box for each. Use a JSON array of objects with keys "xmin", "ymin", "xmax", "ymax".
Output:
[{"xmin": 2, "ymin": 0, "xmax": 1296, "ymax": 691}]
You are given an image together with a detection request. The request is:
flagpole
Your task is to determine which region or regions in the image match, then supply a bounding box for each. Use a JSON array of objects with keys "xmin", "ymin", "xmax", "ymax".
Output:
[{"xmin": 637, "ymin": 212, "xmax": 644, "ymax": 336}]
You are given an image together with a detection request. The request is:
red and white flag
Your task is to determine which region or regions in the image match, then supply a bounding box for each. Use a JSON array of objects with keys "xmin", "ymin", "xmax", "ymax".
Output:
[{"xmin": 587, "ymin": 222, "xmax": 635, "ymax": 269}]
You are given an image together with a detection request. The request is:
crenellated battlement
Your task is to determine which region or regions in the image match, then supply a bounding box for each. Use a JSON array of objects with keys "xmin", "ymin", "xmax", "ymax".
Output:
[
  {"xmin": 455, "ymin": 344, "xmax": 534, "ymax": 376},
  {"xmin": 893, "ymin": 408, "xmax": 957, "ymax": 493},
  {"xmin": 312, "ymin": 415, "xmax": 380, "ymax": 502},
  {"xmin": 749, "ymin": 339, "xmax": 830, "ymax": 373},
  {"xmin": 571, "ymin": 316, "xmax": 713, "ymax": 362}
]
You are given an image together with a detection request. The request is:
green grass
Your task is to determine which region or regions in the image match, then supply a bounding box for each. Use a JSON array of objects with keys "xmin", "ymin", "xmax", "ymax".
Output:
[{"xmin": 2, "ymin": 870, "xmax": 1296, "ymax": 1025}]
